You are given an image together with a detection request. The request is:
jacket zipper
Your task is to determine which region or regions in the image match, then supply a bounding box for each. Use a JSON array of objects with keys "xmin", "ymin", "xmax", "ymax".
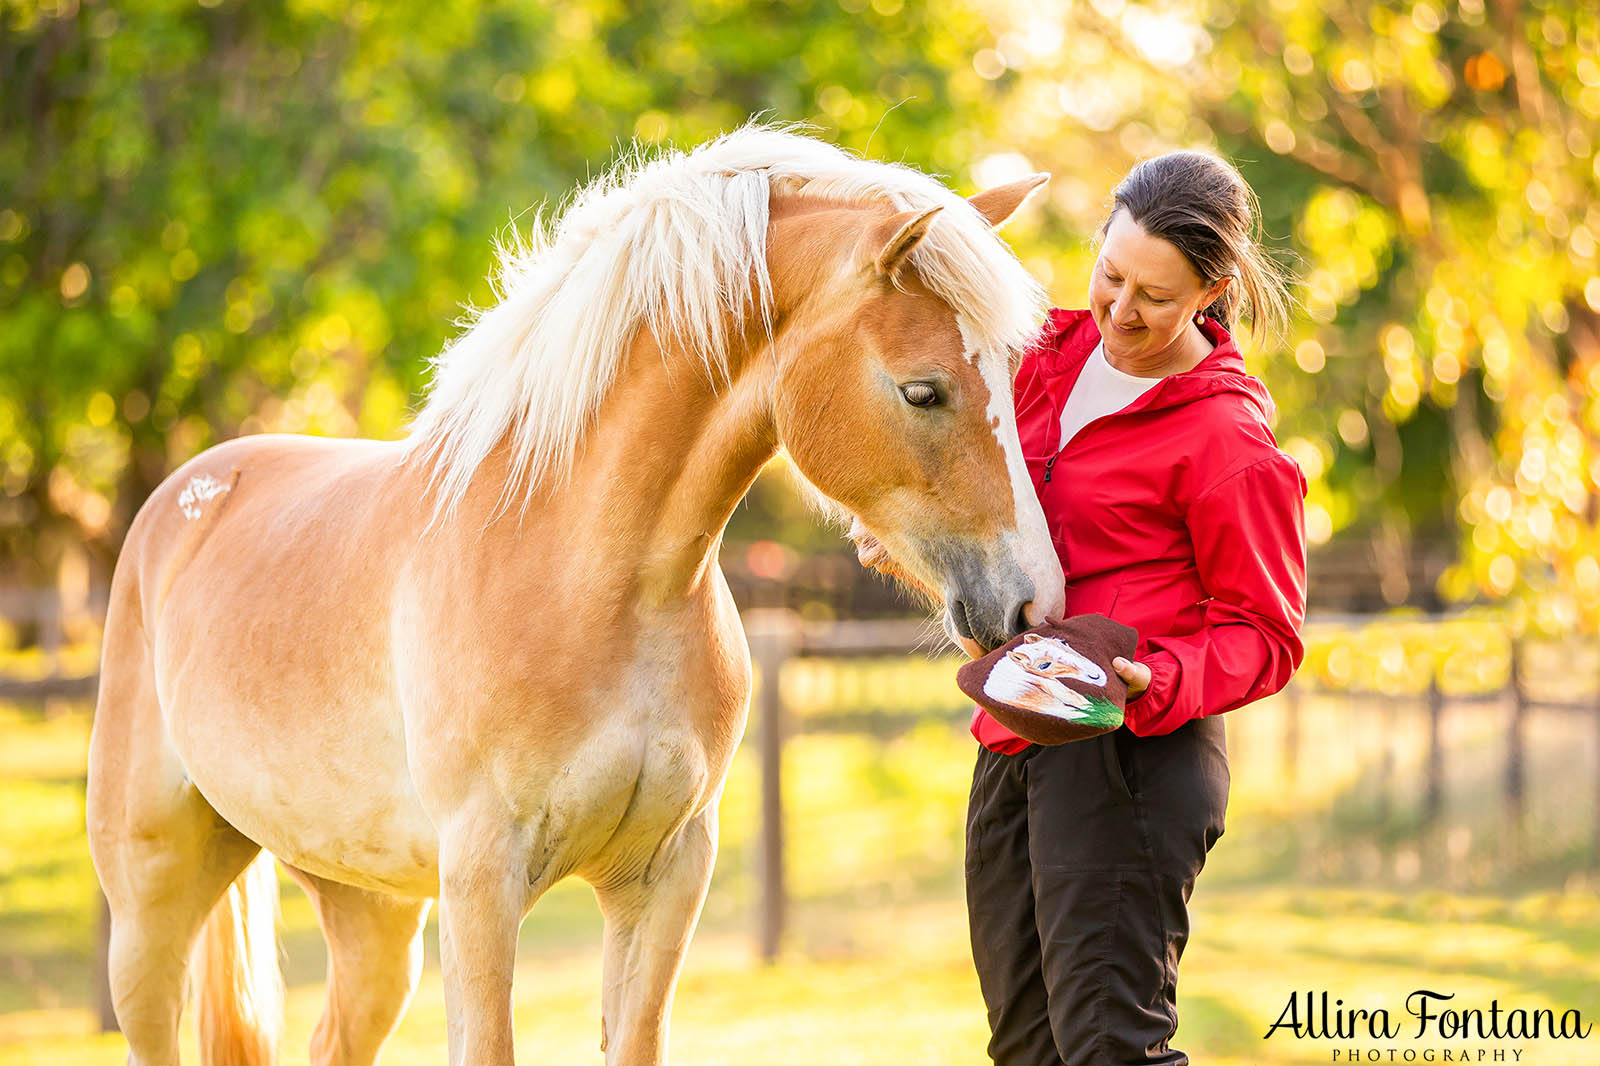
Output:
[
  {"xmin": 1043, "ymin": 411, "xmax": 1112, "ymax": 482},
  {"xmin": 1044, "ymin": 384, "xmax": 1170, "ymax": 482}
]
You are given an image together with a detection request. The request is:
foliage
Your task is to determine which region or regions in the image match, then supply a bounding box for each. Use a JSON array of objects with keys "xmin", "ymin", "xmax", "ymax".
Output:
[
  {"xmin": 975, "ymin": 0, "xmax": 1600, "ymax": 628},
  {"xmin": 0, "ymin": 0, "xmax": 1006, "ymax": 581},
  {"xmin": 4, "ymin": 0, "xmax": 1600, "ymax": 629}
]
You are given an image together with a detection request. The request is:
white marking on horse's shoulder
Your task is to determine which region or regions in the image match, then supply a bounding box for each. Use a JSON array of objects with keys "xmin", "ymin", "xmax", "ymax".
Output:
[{"xmin": 177, "ymin": 473, "xmax": 230, "ymax": 520}]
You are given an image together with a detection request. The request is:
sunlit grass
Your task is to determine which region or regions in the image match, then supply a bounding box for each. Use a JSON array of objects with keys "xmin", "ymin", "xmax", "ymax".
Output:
[
  {"xmin": 2, "ymin": 679, "xmax": 1598, "ymax": 1063},
  {"xmin": 6, "ymin": 883, "xmax": 1599, "ymax": 1065}
]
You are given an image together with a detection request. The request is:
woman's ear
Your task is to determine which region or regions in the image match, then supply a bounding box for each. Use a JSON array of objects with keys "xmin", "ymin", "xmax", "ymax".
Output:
[{"xmin": 1203, "ymin": 275, "xmax": 1232, "ymax": 310}]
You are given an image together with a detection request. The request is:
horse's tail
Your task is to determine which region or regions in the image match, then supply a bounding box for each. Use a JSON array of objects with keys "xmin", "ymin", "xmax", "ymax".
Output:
[{"xmin": 195, "ymin": 852, "xmax": 283, "ymax": 1066}]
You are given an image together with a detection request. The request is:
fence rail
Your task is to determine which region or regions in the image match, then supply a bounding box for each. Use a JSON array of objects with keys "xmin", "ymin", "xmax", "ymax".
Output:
[
  {"xmin": 0, "ymin": 674, "xmax": 97, "ymax": 702},
  {"xmin": 740, "ymin": 611, "xmax": 1600, "ymax": 960},
  {"xmin": 6, "ymin": 611, "xmax": 1600, "ymax": 1010}
]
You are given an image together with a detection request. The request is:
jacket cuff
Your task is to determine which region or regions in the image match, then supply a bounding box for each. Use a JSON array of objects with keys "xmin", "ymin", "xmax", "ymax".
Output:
[{"xmin": 1123, "ymin": 651, "xmax": 1185, "ymax": 736}]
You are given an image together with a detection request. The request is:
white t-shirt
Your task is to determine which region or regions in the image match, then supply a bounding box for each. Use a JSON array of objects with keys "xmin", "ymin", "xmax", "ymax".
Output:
[{"xmin": 1058, "ymin": 342, "xmax": 1164, "ymax": 448}]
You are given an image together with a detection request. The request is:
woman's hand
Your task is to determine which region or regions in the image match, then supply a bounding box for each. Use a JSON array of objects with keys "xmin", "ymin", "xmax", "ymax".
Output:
[{"xmin": 1112, "ymin": 656, "xmax": 1151, "ymax": 699}]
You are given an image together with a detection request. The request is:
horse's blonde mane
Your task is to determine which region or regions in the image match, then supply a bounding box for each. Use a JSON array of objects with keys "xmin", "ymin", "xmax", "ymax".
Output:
[{"xmin": 404, "ymin": 123, "xmax": 1047, "ymax": 516}]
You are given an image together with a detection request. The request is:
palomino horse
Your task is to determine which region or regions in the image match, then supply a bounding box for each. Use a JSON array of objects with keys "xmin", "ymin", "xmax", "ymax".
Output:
[{"xmin": 86, "ymin": 126, "xmax": 1066, "ymax": 1066}]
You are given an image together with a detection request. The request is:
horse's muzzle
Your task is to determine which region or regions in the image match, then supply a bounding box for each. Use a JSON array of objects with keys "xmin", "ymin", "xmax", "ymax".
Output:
[{"xmin": 940, "ymin": 543, "xmax": 1036, "ymax": 652}]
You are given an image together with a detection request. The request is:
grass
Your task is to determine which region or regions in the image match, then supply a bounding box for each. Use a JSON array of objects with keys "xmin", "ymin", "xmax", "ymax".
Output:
[{"xmin": 2, "ymin": 679, "xmax": 1599, "ymax": 1064}]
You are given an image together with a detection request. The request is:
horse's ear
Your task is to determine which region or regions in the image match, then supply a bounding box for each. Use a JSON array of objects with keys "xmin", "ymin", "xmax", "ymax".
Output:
[
  {"xmin": 865, "ymin": 206, "xmax": 942, "ymax": 279},
  {"xmin": 968, "ymin": 173, "xmax": 1049, "ymax": 229},
  {"xmin": 1022, "ymin": 632, "xmax": 1043, "ymax": 643}
]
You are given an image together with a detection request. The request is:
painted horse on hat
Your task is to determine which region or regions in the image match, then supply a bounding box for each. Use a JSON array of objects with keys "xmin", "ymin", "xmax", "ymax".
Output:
[{"xmin": 87, "ymin": 125, "xmax": 1065, "ymax": 1066}]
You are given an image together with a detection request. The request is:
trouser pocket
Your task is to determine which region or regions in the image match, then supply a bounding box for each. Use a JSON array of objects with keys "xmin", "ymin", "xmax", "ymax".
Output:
[
  {"xmin": 967, "ymin": 746, "xmax": 1028, "ymax": 874},
  {"xmin": 1099, "ymin": 730, "xmax": 1135, "ymax": 803}
]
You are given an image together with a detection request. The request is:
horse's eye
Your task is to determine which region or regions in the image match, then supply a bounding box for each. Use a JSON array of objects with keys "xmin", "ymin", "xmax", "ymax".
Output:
[{"xmin": 900, "ymin": 382, "xmax": 940, "ymax": 408}]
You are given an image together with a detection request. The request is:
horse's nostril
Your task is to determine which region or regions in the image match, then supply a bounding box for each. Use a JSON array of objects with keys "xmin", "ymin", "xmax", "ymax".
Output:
[
  {"xmin": 1010, "ymin": 601, "xmax": 1032, "ymax": 638},
  {"xmin": 949, "ymin": 599, "xmax": 975, "ymax": 640}
]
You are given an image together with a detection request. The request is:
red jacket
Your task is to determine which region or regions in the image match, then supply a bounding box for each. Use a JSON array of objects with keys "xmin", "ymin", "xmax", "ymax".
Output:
[{"xmin": 972, "ymin": 309, "xmax": 1308, "ymax": 753}]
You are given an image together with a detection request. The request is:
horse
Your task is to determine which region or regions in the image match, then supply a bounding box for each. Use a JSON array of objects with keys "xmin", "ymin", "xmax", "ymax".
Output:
[{"xmin": 85, "ymin": 124, "xmax": 1067, "ymax": 1066}]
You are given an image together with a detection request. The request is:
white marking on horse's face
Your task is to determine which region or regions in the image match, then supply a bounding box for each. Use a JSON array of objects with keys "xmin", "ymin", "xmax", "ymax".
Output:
[
  {"xmin": 177, "ymin": 474, "xmax": 230, "ymax": 520},
  {"xmin": 961, "ymin": 317, "xmax": 1066, "ymax": 624}
]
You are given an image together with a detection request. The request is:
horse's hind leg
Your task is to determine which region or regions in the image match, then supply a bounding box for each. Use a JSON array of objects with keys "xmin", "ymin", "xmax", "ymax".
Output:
[
  {"xmin": 87, "ymin": 617, "xmax": 264, "ymax": 1064},
  {"xmin": 283, "ymin": 867, "xmax": 430, "ymax": 1066},
  {"xmin": 88, "ymin": 739, "xmax": 262, "ymax": 1062},
  {"xmin": 98, "ymin": 812, "xmax": 261, "ymax": 1066},
  {"xmin": 592, "ymin": 807, "xmax": 718, "ymax": 1066}
]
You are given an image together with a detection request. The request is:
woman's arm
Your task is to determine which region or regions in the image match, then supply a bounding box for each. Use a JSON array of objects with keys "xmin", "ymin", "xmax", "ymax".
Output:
[{"xmin": 1122, "ymin": 451, "xmax": 1308, "ymax": 737}]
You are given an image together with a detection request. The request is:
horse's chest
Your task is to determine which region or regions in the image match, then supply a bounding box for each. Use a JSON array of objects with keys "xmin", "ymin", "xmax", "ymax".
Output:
[{"xmin": 492, "ymin": 626, "xmax": 751, "ymax": 879}]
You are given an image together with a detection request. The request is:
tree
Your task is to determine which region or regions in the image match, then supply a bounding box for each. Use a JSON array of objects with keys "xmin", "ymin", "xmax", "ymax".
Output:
[
  {"xmin": 973, "ymin": 0, "xmax": 1599, "ymax": 628},
  {"xmin": 0, "ymin": 0, "xmax": 1010, "ymax": 604}
]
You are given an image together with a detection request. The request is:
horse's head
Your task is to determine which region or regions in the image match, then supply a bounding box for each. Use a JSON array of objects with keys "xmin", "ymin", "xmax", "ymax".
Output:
[{"xmin": 769, "ymin": 176, "xmax": 1066, "ymax": 653}]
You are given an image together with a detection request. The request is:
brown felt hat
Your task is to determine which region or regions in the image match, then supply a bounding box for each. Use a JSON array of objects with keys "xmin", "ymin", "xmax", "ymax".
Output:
[{"xmin": 957, "ymin": 614, "xmax": 1139, "ymax": 746}]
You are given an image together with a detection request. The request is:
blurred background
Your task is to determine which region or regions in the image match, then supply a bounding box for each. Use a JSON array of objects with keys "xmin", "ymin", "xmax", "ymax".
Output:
[{"xmin": 2, "ymin": 0, "xmax": 1598, "ymax": 1062}]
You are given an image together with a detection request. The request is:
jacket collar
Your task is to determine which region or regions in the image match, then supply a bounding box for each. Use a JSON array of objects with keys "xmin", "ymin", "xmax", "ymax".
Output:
[{"xmin": 1034, "ymin": 308, "xmax": 1276, "ymax": 424}]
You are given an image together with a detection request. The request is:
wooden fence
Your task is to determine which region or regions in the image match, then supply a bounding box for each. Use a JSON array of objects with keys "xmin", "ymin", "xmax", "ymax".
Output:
[
  {"xmin": 741, "ymin": 610, "xmax": 1600, "ymax": 960},
  {"xmin": 7, "ymin": 610, "xmax": 1600, "ymax": 1025}
]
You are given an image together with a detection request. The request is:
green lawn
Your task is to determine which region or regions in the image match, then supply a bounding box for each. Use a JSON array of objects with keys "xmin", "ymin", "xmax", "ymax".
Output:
[{"xmin": 2, "ymin": 689, "xmax": 1598, "ymax": 1065}]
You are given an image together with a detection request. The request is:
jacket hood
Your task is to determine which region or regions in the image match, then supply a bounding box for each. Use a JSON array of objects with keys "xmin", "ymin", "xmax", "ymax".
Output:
[{"xmin": 1035, "ymin": 308, "xmax": 1277, "ymax": 425}]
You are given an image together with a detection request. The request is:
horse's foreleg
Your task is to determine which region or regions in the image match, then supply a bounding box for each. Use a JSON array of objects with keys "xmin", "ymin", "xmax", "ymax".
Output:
[
  {"xmin": 436, "ymin": 821, "xmax": 534, "ymax": 1066},
  {"xmin": 285, "ymin": 868, "xmax": 431, "ymax": 1066},
  {"xmin": 593, "ymin": 807, "xmax": 718, "ymax": 1066}
]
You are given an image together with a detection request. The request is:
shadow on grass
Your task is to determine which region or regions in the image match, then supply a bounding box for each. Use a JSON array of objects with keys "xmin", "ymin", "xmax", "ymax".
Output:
[{"xmin": 1256, "ymin": 899, "xmax": 1599, "ymax": 1012}]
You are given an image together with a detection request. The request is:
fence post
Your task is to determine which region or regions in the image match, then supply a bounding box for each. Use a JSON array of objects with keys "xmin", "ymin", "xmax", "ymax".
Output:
[
  {"xmin": 1423, "ymin": 675, "xmax": 1443, "ymax": 826},
  {"xmin": 1505, "ymin": 638, "xmax": 1526, "ymax": 863},
  {"xmin": 1283, "ymin": 680, "xmax": 1301, "ymax": 786},
  {"xmin": 1376, "ymin": 697, "xmax": 1394, "ymax": 830},
  {"xmin": 746, "ymin": 610, "xmax": 795, "ymax": 964},
  {"xmin": 1594, "ymin": 657, "xmax": 1600, "ymax": 867}
]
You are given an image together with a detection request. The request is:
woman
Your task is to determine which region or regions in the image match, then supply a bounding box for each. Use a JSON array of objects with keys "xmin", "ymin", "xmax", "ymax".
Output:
[{"xmin": 862, "ymin": 150, "xmax": 1307, "ymax": 1064}]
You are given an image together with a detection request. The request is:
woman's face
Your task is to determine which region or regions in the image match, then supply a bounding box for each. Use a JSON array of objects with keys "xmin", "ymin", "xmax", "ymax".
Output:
[{"xmin": 1088, "ymin": 210, "xmax": 1224, "ymax": 366}]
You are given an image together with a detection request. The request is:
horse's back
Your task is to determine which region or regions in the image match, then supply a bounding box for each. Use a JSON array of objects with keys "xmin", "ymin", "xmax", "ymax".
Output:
[
  {"xmin": 122, "ymin": 433, "xmax": 406, "ymax": 599},
  {"xmin": 120, "ymin": 432, "xmax": 415, "ymax": 705},
  {"xmin": 103, "ymin": 431, "xmax": 409, "ymax": 714}
]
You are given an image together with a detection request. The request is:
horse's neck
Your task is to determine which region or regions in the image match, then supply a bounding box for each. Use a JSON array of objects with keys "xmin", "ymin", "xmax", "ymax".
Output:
[
  {"xmin": 448, "ymin": 326, "xmax": 780, "ymax": 612},
  {"xmin": 441, "ymin": 197, "xmax": 850, "ymax": 612},
  {"xmin": 594, "ymin": 328, "xmax": 782, "ymax": 603}
]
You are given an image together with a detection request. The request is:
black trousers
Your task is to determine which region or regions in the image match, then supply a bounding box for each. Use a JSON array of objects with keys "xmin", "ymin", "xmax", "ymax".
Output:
[{"xmin": 965, "ymin": 716, "xmax": 1229, "ymax": 1066}]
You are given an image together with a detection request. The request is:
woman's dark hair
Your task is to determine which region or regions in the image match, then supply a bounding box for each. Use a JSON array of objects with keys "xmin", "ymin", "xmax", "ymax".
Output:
[{"xmin": 1102, "ymin": 150, "xmax": 1291, "ymax": 344}]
